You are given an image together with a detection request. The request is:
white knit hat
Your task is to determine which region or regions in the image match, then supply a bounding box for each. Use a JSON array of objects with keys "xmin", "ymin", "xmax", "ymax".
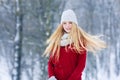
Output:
[{"xmin": 61, "ymin": 9, "xmax": 78, "ymax": 25}]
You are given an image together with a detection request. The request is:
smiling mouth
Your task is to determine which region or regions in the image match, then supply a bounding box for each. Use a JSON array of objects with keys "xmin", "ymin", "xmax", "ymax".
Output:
[{"xmin": 67, "ymin": 28, "xmax": 71, "ymax": 30}]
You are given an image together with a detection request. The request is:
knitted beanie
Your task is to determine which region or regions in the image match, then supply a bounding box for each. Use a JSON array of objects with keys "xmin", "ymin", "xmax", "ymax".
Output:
[{"xmin": 61, "ymin": 9, "xmax": 78, "ymax": 25}]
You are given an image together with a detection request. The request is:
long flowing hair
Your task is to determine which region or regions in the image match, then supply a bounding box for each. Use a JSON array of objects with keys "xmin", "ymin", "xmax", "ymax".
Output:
[{"xmin": 43, "ymin": 23, "xmax": 106, "ymax": 60}]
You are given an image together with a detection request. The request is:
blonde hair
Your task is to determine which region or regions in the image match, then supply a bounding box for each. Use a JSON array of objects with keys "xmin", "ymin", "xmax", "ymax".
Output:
[{"xmin": 43, "ymin": 23, "xmax": 106, "ymax": 60}]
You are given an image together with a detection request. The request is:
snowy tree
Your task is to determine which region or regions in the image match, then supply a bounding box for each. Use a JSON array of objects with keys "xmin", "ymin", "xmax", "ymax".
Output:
[{"xmin": 12, "ymin": 0, "xmax": 23, "ymax": 80}]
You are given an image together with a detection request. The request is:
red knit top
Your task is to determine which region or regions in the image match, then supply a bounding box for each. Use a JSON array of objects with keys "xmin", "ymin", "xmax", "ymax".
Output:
[{"xmin": 48, "ymin": 44, "xmax": 87, "ymax": 80}]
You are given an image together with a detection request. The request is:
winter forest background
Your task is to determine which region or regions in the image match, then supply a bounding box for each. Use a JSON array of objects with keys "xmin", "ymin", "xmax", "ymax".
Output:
[{"xmin": 0, "ymin": 0, "xmax": 120, "ymax": 80}]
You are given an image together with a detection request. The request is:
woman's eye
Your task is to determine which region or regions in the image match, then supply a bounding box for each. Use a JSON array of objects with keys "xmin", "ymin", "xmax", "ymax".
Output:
[
  {"xmin": 63, "ymin": 22, "xmax": 66, "ymax": 24},
  {"xmin": 69, "ymin": 22, "xmax": 72, "ymax": 24}
]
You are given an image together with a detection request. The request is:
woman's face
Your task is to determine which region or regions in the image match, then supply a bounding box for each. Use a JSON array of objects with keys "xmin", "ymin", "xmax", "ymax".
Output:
[{"xmin": 62, "ymin": 21, "xmax": 72, "ymax": 33}]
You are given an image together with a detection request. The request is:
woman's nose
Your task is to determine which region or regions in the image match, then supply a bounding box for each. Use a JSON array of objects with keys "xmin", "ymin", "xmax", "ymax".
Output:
[{"xmin": 66, "ymin": 23, "xmax": 70, "ymax": 26}]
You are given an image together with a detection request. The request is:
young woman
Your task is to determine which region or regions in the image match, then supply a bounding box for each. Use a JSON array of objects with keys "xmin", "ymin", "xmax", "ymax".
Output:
[{"xmin": 43, "ymin": 9, "xmax": 106, "ymax": 80}]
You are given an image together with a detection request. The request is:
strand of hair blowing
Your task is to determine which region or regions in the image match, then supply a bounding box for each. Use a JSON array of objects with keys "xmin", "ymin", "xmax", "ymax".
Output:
[
  {"xmin": 43, "ymin": 24, "xmax": 63, "ymax": 61},
  {"xmin": 77, "ymin": 25, "xmax": 107, "ymax": 53}
]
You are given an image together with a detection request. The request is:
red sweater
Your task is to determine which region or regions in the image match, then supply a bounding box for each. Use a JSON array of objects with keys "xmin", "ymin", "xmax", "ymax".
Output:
[{"xmin": 48, "ymin": 45, "xmax": 87, "ymax": 80}]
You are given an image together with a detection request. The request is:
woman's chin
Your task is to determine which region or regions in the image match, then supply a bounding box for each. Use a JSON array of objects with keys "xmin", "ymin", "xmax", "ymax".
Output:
[{"xmin": 65, "ymin": 30, "xmax": 70, "ymax": 33}]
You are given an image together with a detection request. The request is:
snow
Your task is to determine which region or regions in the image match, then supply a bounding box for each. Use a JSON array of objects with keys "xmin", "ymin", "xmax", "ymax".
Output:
[{"xmin": 0, "ymin": 57, "xmax": 12, "ymax": 80}]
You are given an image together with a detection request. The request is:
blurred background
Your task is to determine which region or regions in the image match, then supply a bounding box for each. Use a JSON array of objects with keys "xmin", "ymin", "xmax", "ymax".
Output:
[{"xmin": 0, "ymin": 0, "xmax": 120, "ymax": 80}]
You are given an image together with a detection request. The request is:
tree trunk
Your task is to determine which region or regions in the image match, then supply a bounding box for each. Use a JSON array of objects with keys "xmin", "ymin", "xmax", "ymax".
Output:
[{"xmin": 12, "ymin": 0, "xmax": 23, "ymax": 80}]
